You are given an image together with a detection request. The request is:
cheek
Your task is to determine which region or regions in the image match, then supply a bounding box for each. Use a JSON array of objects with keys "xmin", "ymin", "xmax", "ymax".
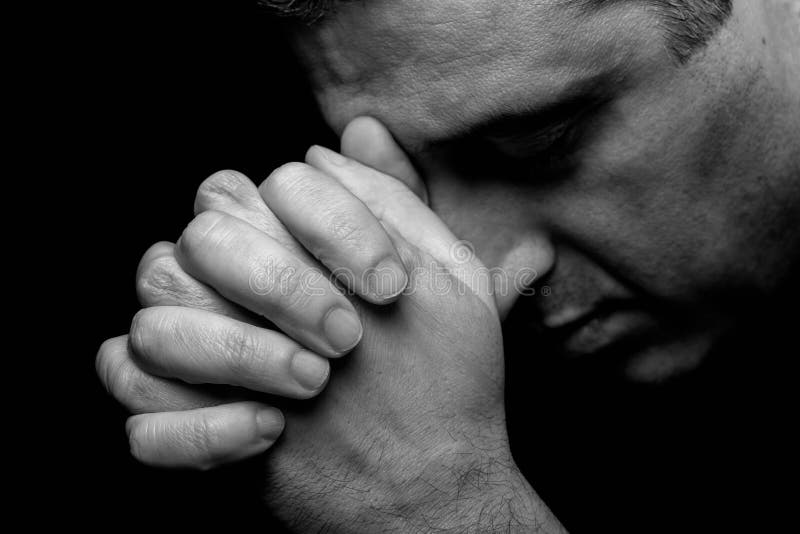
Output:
[
  {"xmin": 561, "ymin": 44, "xmax": 798, "ymax": 306},
  {"xmin": 560, "ymin": 103, "xmax": 764, "ymax": 307},
  {"xmin": 560, "ymin": 157, "xmax": 722, "ymax": 301}
]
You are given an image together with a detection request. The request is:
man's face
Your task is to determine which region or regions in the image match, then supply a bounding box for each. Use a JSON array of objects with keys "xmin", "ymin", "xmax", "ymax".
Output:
[{"xmin": 290, "ymin": 0, "xmax": 800, "ymax": 381}]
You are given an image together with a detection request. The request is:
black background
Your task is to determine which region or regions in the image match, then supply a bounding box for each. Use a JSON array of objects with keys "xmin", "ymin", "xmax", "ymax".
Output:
[
  {"xmin": 53, "ymin": 1, "xmax": 795, "ymax": 531},
  {"xmin": 59, "ymin": 0, "xmax": 331, "ymax": 529}
]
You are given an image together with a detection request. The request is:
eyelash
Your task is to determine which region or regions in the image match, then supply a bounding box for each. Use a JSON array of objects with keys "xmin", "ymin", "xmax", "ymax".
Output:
[
  {"xmin": 435, "ymin": 109, "xmax": 596, "ymax": 181},
  {"xmin": 489, "ymin": 121, "xmax": 583, "ymax": 176},
  {"xmin": 511, "ymin": 97, "xmax": 610, "ymax": 177}
]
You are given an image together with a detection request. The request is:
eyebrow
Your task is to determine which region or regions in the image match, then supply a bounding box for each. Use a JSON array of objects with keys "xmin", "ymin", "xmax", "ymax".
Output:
[{"xmin": 420, "ymin": 72, "xmax": 615, "ymax": 155}]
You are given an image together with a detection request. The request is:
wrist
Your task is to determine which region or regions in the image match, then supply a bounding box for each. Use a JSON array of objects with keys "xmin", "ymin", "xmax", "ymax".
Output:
[{"xmin": 373, "ymin": 443, "xmax": 566, "ymax": 533}]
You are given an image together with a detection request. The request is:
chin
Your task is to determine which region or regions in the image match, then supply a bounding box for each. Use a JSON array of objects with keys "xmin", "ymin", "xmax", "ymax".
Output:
[
  {"xmin": 619, "ymin": 331, "xmax": 721, "ymax": 383},
  {"xmin": 547, "ymin": 308, "xmax": 727, "ymax": 383}
]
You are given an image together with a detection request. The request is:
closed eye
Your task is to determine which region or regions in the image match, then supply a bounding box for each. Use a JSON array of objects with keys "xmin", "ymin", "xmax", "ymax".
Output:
[
  {"xmin": 421, "ymin": 77, "xmax": 613, "ymax": 181},
  {"xmin": 485, "ymin": 112, "xmax": 578, "ymax": 159}
]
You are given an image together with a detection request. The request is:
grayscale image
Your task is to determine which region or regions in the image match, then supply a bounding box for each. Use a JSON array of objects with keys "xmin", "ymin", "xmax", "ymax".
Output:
[{"xmin": 60, "ymin": 1, "xmax": 799, "ymax": 531}]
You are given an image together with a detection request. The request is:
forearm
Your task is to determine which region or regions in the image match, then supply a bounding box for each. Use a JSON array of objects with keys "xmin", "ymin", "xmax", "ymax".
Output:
[
  {"xmin": 373, "ymin": 447, "xmax": 567, "ymax": 534},
  {"xmin": 263, "ymin": 441, "xmax": 566, "ymax": 534}
]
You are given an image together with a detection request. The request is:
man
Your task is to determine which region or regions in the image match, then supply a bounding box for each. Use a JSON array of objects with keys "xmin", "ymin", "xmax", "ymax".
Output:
[{"xmin": 96, "ymin": 0, "xmax": 799, "ymax": 531}]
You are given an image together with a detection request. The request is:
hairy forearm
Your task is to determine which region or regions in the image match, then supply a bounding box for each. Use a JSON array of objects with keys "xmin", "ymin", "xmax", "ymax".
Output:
[
  {"xmin": 389, "ymin": 457, "xmax": 565, "ymax": 533},
  {"xmin": 264, "ymin": 443, "xmax": 566, "ymax": 534},
  {"xmin": 365, "ymin": 447, "xmax": 567, "ymax": 534}
]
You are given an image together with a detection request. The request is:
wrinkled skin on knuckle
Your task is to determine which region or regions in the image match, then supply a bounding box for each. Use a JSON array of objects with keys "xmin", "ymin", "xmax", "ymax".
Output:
[
  {"xmin": 137, "ymin": 253, "xmax": 219, "ymax": 310},
  {"xmin": 129, "ymin": 308, "xmax": 180, "ymax": 371},
  {"xmin": 216, "ymin": 326, "xmax": 261, "ymax": 378},
  {"xmin": 96, "ymin": 338, "xmax": 125, "ymax": 396},
  {"xmin": 98, "ymin": 338, "xmax": 179, "ymax": 415},
  {"xmin": 128, "ymin": 309, "xmax": 150, "ymax": 358},
  {"xmin": 180, "ymin": 210, "xmax": 236, "ymax": 261},
  {"xmin": 136, "ymin": 254, "xmax": 183, "ymax": 305},
  {"xmin": 194, "ymin": 170, "xmax": 251, "ymax": 213},
  {"xmin": 265, "ymin": 163, "xmax": 320, "ymax": 206},
  {"xmin": 111, "ymin": 358, "xmax": 172, "ymax": 414},
  {"xmin": 286, "ymin": 268, "xmax": 323, "ymax": 311},
  {"xmin": 326, "ymin": 210, "xmax": 367, "ymax": 250},
  {"xmin": 257, "ymin": 254, "xmax": 318, "ymax": 313},
  {"xmin": 107, "ymin": 355, "xmax": 138, "ymax": 406},
  {"xmin": 183, "ymin": 412, "xmax": 225, "ymax": 470},
  {"xmin": 126, "ymin": 416, "xmax": 150, "ymax": 465}
]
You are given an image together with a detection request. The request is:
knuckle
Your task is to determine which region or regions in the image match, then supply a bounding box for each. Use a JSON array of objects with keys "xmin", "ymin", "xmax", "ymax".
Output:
[
  {"xmin": 179, "ymin": 210, "xmax": 232, "ymax": 257},
  {"xmin": 108, "ymin": 357, "xmax": 137, "ymax": 402},
  {"xmin": 105, "ymin": 356, "xmax": 160, "ymax": 413},
  {"xmin": 219, "ymin": 326, "xmax": 261, "ymax": 376},
  {"xmin": 195, "ymin": 413, "xmax": 222, "ymax": 454},
  {"xmin": 137, "ymin": 253, "xmax": 230, "ymax": 313},
  {"xmin": 277, "ymin": 264, "xmax": 318, "ymax": 311},
  {"xmin": 194, "ymin": 170, "xmax": 250, "ymax": 213},
  {"xmin": 327, "ymin": 211, "xmax": 365, "ymax": 247},
  {"xmin": 182, "ymin": 413, "xmax": 222, "ymax": 470},
  {"xmin": 128, "ymin": 309, "xmax": 149, "ymax": 356},
  {"xmin": 129, "ymin": 308, "xmax": 169, "ymax": 360},
  {"xmin": 137, "ymin": 242, "xmax": 174, "ymax": 270},
  {"xmin": 251, "ymin": 255, "xmax": 316, "ymax": 309},
  {"xmin": 263, "ymin": 162, "xmax": 315, "ymax": 200},
  {"xmin": 136, "ymin": 254, "xmax": 182, "ymax": 305},
  {"xmin": 125, "ymin": 416, "xmax": 149, "ymax": 464},
  {"xmin": 96, "ymin": 337, "xmax": 125, "ymax": 394}
]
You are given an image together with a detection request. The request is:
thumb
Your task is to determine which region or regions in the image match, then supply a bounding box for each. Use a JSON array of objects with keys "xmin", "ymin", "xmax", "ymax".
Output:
[{"xmin": 340, "ymin": 116, "xmax": 429, "ymax": 204}]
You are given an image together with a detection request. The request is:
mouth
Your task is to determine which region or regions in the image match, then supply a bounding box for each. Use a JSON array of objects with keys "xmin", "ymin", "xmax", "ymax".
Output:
[{"xmin": 543, "ymin": 300, "xmax": 660, "ymax": 357}]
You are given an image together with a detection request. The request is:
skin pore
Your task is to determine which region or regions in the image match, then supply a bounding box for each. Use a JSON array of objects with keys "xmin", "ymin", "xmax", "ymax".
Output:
[{"xmin": 288, "ymin": 0, "xmax": 800, "ymax": 381}]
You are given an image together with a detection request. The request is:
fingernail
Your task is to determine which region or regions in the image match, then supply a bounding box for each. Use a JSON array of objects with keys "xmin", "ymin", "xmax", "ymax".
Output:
[
  {"xmin": 369, "ymin": 258, "xmax": 408, "ymax": 302},
  {"xmin": 323, "ymin": 307, "xmax": 363, "ymax": 354},
  {"xmin": 315, "ymin": 145, "xmax": 348, "ymax": 166},
  {"xmin": 290, "ymin": 350, "xmax": 330, "ymax": 391},
  {"xmin": 256, "ymin": 407, "xmax": 284, "ymax": 441}
]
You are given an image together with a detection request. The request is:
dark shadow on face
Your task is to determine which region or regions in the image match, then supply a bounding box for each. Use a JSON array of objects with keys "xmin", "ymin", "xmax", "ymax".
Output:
[
  {"xmin": 502, "ymin": 269, "xmax": 799, "ymax": 533},
  {"xmin": 287, "ymin": 1, "xmax": 799, "ymax": 530},
  {"xmin": 291, "ymin": 0, "xmax": 800, "ymax": 383}
]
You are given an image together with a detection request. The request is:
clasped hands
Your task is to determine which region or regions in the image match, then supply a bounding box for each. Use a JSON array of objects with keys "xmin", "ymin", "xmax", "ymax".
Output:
[{"xmin": 96, "ymin": 117, "xmax": 562, "ymax": 532}]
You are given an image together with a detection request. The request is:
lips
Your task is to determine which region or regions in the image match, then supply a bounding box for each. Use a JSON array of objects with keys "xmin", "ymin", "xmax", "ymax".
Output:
[{"xmin": 542, "ymin": 300, "xmax": 659, "ymax": 356}]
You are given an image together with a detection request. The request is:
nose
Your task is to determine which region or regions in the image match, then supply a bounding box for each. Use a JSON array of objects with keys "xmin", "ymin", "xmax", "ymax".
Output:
[{"xmin": 492, "ymin": 232, "xmax": 555, "ymax": 320}]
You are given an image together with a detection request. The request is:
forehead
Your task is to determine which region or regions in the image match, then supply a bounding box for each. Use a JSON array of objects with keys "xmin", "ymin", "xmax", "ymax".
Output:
[{"xmin": 290, "ymin": 0, "xmax": 663, "ymax": 147}]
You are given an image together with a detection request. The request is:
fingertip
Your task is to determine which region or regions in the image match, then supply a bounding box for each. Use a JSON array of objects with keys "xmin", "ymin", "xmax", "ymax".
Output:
[
  {"xmin": 340, "ymin": 116, "xmax": 428, "ymax": 203},
  {"xmin": 323, "ymin": 306, "xmax": 364, "ymax": 356},
  {"xmin": 340, "ymin": 116, "xmax": 385, "ymax": 147},
  {"xmin": 340, "ymin": 116, "xmax": 392, "ymax": 164},
  {"xmin": 255, "ymin": 405, "xmax": 285, "ymax": 442},
  {"xmin": 364, "ymin": 257, "xmax": 409, "ymax": 304},
  {"xmin": 290, "ymin": 350, "xmax": 331, "ymax": 395}
]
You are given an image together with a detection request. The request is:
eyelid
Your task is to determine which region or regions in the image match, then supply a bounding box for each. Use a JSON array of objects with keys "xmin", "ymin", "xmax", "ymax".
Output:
[
  {"xmin": 485, "ymin": 119, "xmax": 575, "ymax": 158},
  {"xmin": 484, "ymin": 97, "xmax": 606, "ymax": 163}
]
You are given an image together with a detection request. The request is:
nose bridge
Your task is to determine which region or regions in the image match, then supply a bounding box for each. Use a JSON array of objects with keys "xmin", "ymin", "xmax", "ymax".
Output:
[
  {"xmin": 422, "ymin": 158, "xmax": 558, "ymax": 318},
  {"xmin": 464, "ymin": 186, "xmax": 557, "ymax": 319},
  {"xmin": 427, "ymin": 178, "xmax": 557, "ymax": 319}
]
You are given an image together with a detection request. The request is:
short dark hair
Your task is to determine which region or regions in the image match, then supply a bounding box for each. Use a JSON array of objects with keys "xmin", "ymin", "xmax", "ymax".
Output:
[
  {"xmin": 642, "ymin": 0, "xmax": 733, "ymax": 61},
  {"xmin": 258, "ymin": 0, "xmax": 732, "ymax": 63},
  {"xmin": 257, "ymin": 0, "xmax": 338, "ymax": 22}
]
